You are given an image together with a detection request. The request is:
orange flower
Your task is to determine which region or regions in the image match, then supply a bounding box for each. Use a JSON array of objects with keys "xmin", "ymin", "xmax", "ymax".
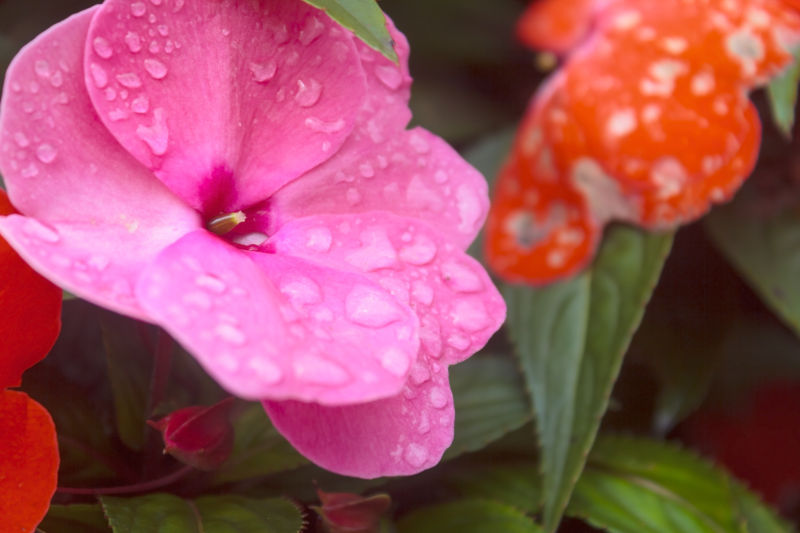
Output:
[
  {"xmin": 487, "ymin": 0, "xmax": 800, "ymax": 283},
  {"xmin": 0, "ymin": 189, "xmax": 62, "ymax": 532}
]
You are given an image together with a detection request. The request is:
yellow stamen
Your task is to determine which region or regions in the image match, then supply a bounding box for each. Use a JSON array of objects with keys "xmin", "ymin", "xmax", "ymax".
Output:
[{"xmin": 207, "ymin": 211, "xmax": 246, "ymax": 235}]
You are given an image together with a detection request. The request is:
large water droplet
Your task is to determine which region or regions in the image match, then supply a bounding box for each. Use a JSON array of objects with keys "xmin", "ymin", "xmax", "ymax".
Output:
[
  {"xmin": 13, "ymin": 132, "xmax": 30, "ymax": 148},
  {"xmin": 150, "ymin": 0, "xmax": 163, "ymax": 5},
  {"xmin": 34, "ymin": 60, "xmax": 51, "ymax": 78},
  {"xmin": 125, "ymin": 32, "xmax": 143, "ymax": 53},
  {"xmin": 136, "ymin": 108, "xmax": 169, "ymax": 155},
  {"xmin": 374, "ymin": 64, "xmax": 402, "ymax": 89},
  {"xmin": 195, "ymin": 273, "xmax": 226, "ymax": 293},
  {"xmin": 143, "ymin": 58, "xmax": 168, "ymax": 79},
  {"xmin": 409, "ymin": 363, "xmax": 431, "ymax": 385},
  {"xmin": 279, "ymin": 274, "xmax": 322, "ymax": 306},
  {"xmin": 345, "ymin": 187, "xmax": 361, "ymax": 206},
  {"xmin": 408, "ymin": 132, "xmax": 430, "ymax": 154},
  {"xmin": 131, "ymin": 94, "xmax": 150, "ymax": 114},
  {"xmin": 359, "ymin": 162, "xmax": 375, "ymax": 178},
  {"xmin": 249, "ymin": 61, "xmax": 277, "ymax": 83},
  {"xmin": 345, "ymin": 284, "xmax": 402, "ymax": 328},
  {"xmin": 429, "ymin": 387, "xmax": 449, "ymax": 408},
  {"xmin": 23, "ymin": 218, "xmax": 60, "ymax": 243},
  {"xmin": 399, "ymin": 235, "xmax": 437, "ymax": 265},
  {"xmin": 92, "ymin": 37, "xmax": 113, "ymax": 59},
  {"xmin": 298, "ymin": 16, "xmax": 325, "ymax": 45},
  {"xmin": 305, "ymin": 227, "xmax": 332, "ymax": 252},
  {"xmin": 131, "ymin": 1, "xmax": 147, "ymax": 17},
  {"xmin": 451, "ymin": 299, "xmax": 491, "ymax": 332},
  {"xmin": 89, "ymin": 63, "xmax": 109, "ymax": 88},
  {"xmin": 157, "ymin": 24, "xmax": 169, "ymax": 37},
  {"xmin": 440, "ymin": 261, "xmax": 483, "ymax": 293},
  {"xmin": 403, "ymin": 443, "xmax": 428, "ymax": 468},
  {"xmin": 36, "ymin": 143, "xmax": 57, "ymax": 164},
  {"xmin": 411, "ymin": 281, "xmax": 434, "ymax": 305},
  {"xmin": 295, "ymin": 78, "xmax": 322, "ymax": 107},
  {"xmin": 21, "ymin": 163, "xmax": 39, "ymax": 178},
  {"xmin": 293, "ymin": 356, "xmax": 350, "ymax": 385},
  {"xmin": 345, "ymin": 227, "xmax": 398, "ymax": 271},
  {"xmin": 116, "ymin": 72, "xmax": 143, "ymax": 88},
  {"xmin": 304, "ymin": 116, "xmax": 345, "ymax": 133},
  {"xmin": 457, "ymin": 185, "xmax": 483, "ymax": 234},
  {"xmin": 49, "ymin": 70, "xmax": 64, "ymax": 87},
  {"xmin": 215, "ymin": 323, "xmax": 247, "ymax": 346},
  {"xmin": 379, "ymin": 347, "xmax": 410, "ymax": 377},
  {"xmin": 248, "ymin": 357, "xmax": 283, "ymax": 384}
]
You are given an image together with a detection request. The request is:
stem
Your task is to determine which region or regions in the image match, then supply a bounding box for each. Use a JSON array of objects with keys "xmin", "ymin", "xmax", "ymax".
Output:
[
  {"xmin": 57, "ymin": 465, "xmax": 194, "ymax": 496},
  {"xmin": 57, "ymin": 435, "xmax": 139, "ymax": 482},
  {"xmin": 148, "ymin": 329, "xmax": 174, "ymax": 415}
]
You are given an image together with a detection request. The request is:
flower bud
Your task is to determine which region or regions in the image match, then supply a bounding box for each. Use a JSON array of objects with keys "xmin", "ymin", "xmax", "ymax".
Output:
[{"xmin": 312, "ymin": 489, "xmax": 391, "ymax": 533}]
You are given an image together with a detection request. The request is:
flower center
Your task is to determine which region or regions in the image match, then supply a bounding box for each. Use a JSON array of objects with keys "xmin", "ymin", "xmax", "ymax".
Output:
[{"xmin": 206, "ymin": 211, "xmax": 247, "ymax": 236}]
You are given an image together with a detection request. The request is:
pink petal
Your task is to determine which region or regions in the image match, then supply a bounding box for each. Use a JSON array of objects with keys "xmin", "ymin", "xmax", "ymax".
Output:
[
  {"xmin": 273, "ymin": 128, "xmax": 489, "ymax": 250},
  {"xmin": 85, "ymin": 0, "xmax": 367, "ymax": 215},
  {"xmin": 135, "ymin": 230, "xmax": 420, "ymax": 404},
  {"xmin": 268, "ymin": 212, "xmax": 506, "ymax": 365},
  {"xmin": 0, "ymin": 7, "xmax": 199, "ymax": 318},
  {"xmin": 264, "ymin": 362, "xmax": 455, "ymax": 478}
]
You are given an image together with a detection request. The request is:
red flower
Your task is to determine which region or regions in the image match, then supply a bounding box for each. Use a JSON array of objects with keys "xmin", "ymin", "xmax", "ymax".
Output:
[
  {"xmin": 0, "ymin": 189, "xmax": 62, "ymax": 532},
  {"xmin": 487, "ymin": 0, "xmax": 800, "ymax": 283}
]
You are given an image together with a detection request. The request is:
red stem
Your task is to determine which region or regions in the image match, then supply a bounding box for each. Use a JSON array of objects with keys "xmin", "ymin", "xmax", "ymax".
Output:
[{"xmin": 56, "ymin": 464, "xmax": 194, "ymax": 496}]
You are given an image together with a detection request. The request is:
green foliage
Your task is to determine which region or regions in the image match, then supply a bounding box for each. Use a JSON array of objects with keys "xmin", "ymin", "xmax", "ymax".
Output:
[
  {"xmin": 396, "ymin": 499, "xmax": 543, "ymax": 533},
  {"xmin": 767, "ymin": 47, "xmax": 800, "ymax": 138},
  {"xmin": 569, "ymin": 435, "xmax": 791, "ymax": 533},
  {"xmin": 445, "ymin": 355, "xmax": 532, "ymax": 459},
  {"xmin": 444, "ymin": 462, "xmax": 542, "ymax": 513},
  {"xmin": 39, "ymin": 504, "xmax": 110, "ymax": 533},
  {"xmin": 301, "ymin": 0, "xmax": 397, "ymax": 62},
  {"xmin": 101, "ymin": 494, "xmax": 303, "ymax": 533},
  {"xmin": 504, "ymin": 225, "xmax": 674, "ymax": 531}
]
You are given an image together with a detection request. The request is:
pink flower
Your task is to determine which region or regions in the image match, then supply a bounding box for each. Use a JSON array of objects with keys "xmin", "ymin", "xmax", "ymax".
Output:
[{"xmin": 0, "ymin": 0, "xmax": 505, "ymax": 477}]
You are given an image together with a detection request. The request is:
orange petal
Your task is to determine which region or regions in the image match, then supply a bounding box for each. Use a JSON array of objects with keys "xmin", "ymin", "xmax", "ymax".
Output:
[
  {"xmin": 0, "ymin": 189, "xmax": 62, "ymax": 389},
  {"xmin": 517, "ymin": 0, "xmax": 596, "ymax": 55},
  {"xmin": 0, "ymin": 389, "xmax": 59, "ymax": 533}
]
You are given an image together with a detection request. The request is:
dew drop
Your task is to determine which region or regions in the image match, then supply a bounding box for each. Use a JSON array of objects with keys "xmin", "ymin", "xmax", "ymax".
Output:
[
  {"xmin": 451, "ymin": 299, "xmax": 491, "ymax": 332},
  {"xmin": 144, "ymin": 58, "xmax": 168, "ymax": 79},
  {"xmin": 125, "ymin": 31, "xmax": 143, "ymax": 53},
  {"xmin": 92, "ymin": 37, "xmax": 113, "ymax": 59},
  {"xmin": 304, "ymin": 116, "xmax": 345, "ymax": 133},
  {"xmin": 173, "ymin": 0, "xmax": 185, "ymax": 12},
  {"xmin": 150, "ymin": 0, "xmax": 163, "ymax": 5},
  {"xmin": 195, "ymin": 273, "xmax": 226, "ymax": 293},
  {"xmin": 305, "ymin": 227, "xmax": 332, "ymax": 252},
  {"xmin": 295, "ymin": 78, "xmax": 322, "ymax": 107},
  {"xmin": 21, "ymin": 162, "xmax": 39, "ymax": 178},
  {"xmin": 116, "ymin": 72, "xmax": 143, "ymax": 88},
  {"xmin": 346, "ymin": 187, "xmax": 361, "ymax": 206},
  {"xmin": 399, "ymin": 235, "xmax": 438, "ymax": 265},
  {"xmin": 131, "ymin": 1, "xmax": 147, "ymax": 16},
  {"xmin": 293, "ymin": 356, "xmax": 350, "ymax": 385},
  {"xmin": 183, "ymin": 291, "xmax": 212, "ymax": 309},
  {"xmin": 409, "ymin": 363, "xmax": 431, "ymax": 385},
  {"xmin": 34, "ymin": 60, "xmax": 51, "ymax": 78},
  {"xmin": 409, "ymin": 132, "xmax": 430, "ymax": 154},
  {"xmin": 279, "ymin": 274, "xmax": 322, "ymax": 306},
  {"xmin": 49, "ymin": 70, "xmax": 63, "ymax": 87},
  {"xmin": 380, "ymin": 347, "xmax": 410, "ymax": 377},
  {"xmin": 411, "ymin": 281, "xmax": 434, "ymax": 305},
  {"xmin": 298, "ymin": 16, "xmax": 325, "ymax": 45},
  {"xmin": 149, "ymin": 40, "xmax": 161, "ymax": 54},
  {"xmin": 447, "ymin": 333, "xmax": 470, "ymax": 350},
  {"xmin": 88, "ymin": 255, "xmax": 110, "ymax": 271},
  {"xmin": 249, "ymin": 61, "xmax": 277, "ymax": 83},
  {"xmin": 249, "ymin": 357, "xmax": 283, "ymax": 384},
  {"xmin": 89, "ymin": 63, "xmax": 109, "ymax": 88},
  {"xmin": 441, "ymin": 261, "xmax": 483, "ymax": 293},
  {"xmin": 345, "ymin": 227, "xmax": 398, "ymax": 271},
  {"xmin": 429, "ymin": 387, "xmax": 448, "ymax": 408},
  {"xmin": 374, "ymin": 64, "xmax": 402, "ymax": 89},
  {"xmin": 23, "ymin": 218, "xmax": 60, "ymax": 243},
  {"xmin": 157, "ymin": 24, "xmax": 169, "ymax": 36},
  {"xmin": 345, "ymin": 285, "xmax": 402, "ymax": 328},
  {"xmin": 109, "ymin": 108, "xmax": 130, "ymax": 122},
  {"xmin": 403, "ymin": 443, "xmax": 428, "ymax": 468},
  {"xmin": 104, "ymin": 87, "xmax": 117, "ymax": 101},
  {"xmin": 136, "ymin": 107, "xmax": 169, "ymax": 155},
  {"xmin": 359, "ymin": 162, "xmax": 375, "ymax": 178},
  {"xmin": 215, "ymin": 323, "xmax": 247, "ymax": 346},
  {"xmin": 36, "ymin": 143, "xmax": 57, "ymax": 164},
  {"xmin": 131, "ymin": 94, "xmax": 150, "ymax": 114},
  {"xmin": 13, "ymin": 132, "xmax": 30, "ymax": 148}
]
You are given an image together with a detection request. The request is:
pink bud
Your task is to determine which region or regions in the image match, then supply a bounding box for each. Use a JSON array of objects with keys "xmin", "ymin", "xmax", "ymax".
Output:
[
  {"xmin": 148, "ymin": 397, "xmax": 235, "ymax": 471},
  {"xmin": 313, "ymin": 489, "xmax": 391, "ymax": 533}
]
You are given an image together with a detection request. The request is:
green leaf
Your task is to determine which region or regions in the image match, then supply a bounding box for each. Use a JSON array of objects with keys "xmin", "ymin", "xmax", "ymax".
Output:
[
  {"xmin": 568, "ymin": 435, "xmax": 791, "ymax": 533},
  {"xmin": 39, "ymin": 504, "xmax": 110, "ymax": 533},
  {"xmin": 396, "ymin": 499, "xmax": 543, "ymax": 533},
  {"xmin": 444, "ymin": 462, "xmax": 542, "ymax": 513},
  {"xmin": 505, "ymin": 225, "xmax": 674, "ymax": 531},
  {"xmin": 301, "ymin": 0, "xmax": 397, "ymax": 62},
  {"xmin": 706, "ymin": 198, "xmax": 800, "ymax": 339},
  {"xmin": 210, "ymin": 403, "xmax": 308, "ymax": 485},
  {"xmin": 444, "ymin": 355, "xmax": 532, "ymax": 460},
  {"xmin": 101, "ymin": 494, "xmax": 303, "ymax": 533},
  {"xmin": 767, "ymin": 46, "xmax": 800, "ymax": 138}
]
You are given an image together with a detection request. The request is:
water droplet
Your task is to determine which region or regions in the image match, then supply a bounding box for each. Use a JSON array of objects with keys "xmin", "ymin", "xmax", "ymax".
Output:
[
  {"xmin": 295, "ymin": 78, "xmax": 322, "ymax": 107},
  {"xmin": 409, "ymin": 363, "xmax": 431, "ymax": 385},
  {"xmin": 441, "ymin": 261, "xmax": 483, "ymax": 293},
  {"xmin": 403, "ymin": 443, "xmax": 428, "ymax": 468},
  {"xmin": 136, "ymin": 107, "xmax": 169, "ymax": 155},
  {"xmin": 298, "ymin": 15, "xmax": 325, "ymax": 45},
  {"xmin": 374, "ymin": 64, "xmax": 402, "ymax": 89},
  {"xmin": 429, "ymin": 387, "xmax": 448, "ymax": 408},
  {"xmin": 34, "ymin": 60, "xmax": 51, "ymax": 78},
  {"xmin": 345, "ymin": 227, "xmax": 398, "ymax": 271},
  {"xmin": 36, "ymin": 143, "xmax": 57, "ymax": 164},
  {"xmin": 92, "ymin": 37, "xmax": 113, "ymax": 59},
  {"xmin": 149, "ymin": 40, "xmax": 161, "ymax": 54},
  {"xmin": 446, "ymin": 333, "xmax": 470, "ymax": 350},
  {"xmin": 451, "ymin": 299, "xmax": 491, "ymax": 332},
  {"xmin": 13, "ymin": 132, "xmax": 30, "ymax": 148},
  {"xmin": 131, "ymin": 1, "xmax": 147, "ymax": 16},
  {"xmin": 380, "ymin": 347, "xmax": 409, "ymax": 377},
  {"xmin": 90, "ymin": 63, "xmax": 109, "ymax": 88},
  {"xmin": 305, "ymin": 227, "xmax": 332, "ymax": 252},
  {"xmin": 49, "ymin": 70, "xmax": 63, "ymax": 87},
  {"xmin": 157, "ymin": 24, "xmax": 169, "ymax": 36},
  {"xmin": 21, "ymin": 163, "xmax": 39, "ymax": 178},
  {"xmin": 279, "ymin": 274, "xmax": 322, "ymax": 306},
  {"xmin": 345, "ymin": 284, "xmax": 403, "ymax": 328},
  {"xmin": 249, "ymin": 61, "xmax": 277, "ymax": 83},
  {"xmin": 249, "ymin": 357, "xmax": 282, "ymax": 384},
  {"xmin": 11, "ymin": 82, "xmax": 21, "ymax": 93},
  {"xmin": 195, "ymin": 273, "xmax": 226, "ymax": 293},
  {"xmin": 104, "ymin": 87, "xmax": 117, "ymax": 101},
  {"xmin": 411, "ymin": 281, "xmax": 434, "ymax": 305},
  {"xmin": 116, "ymin": 72, "xmax": 143, "ymax": 88},
  {"xmin": 215, "ymin": 323, "xmax": 247, "ymax": 345},
  {"xmin": 144, "ymin": 58, "xmax": 168, "ymax": 79},
  {"xmin": 88, "ymin": 255, "xmax": 110, "ymax": 271},
  {"xmin": 182, "ymin": 291, "xmax": 211, "ymax": 309},
  {"xmin": 417, "ymin": 412, "xmax": 431, "ymax": 434},
  {"xmin": 434, "ymin": 170, "xmax": 448, "ymax": 183},
  {"xmin": 359, "ymin": 162, "xmax": 375, "ymax": 178},
  {"xmin": 23, "ymin": 218, "xmax": 60, "ymax": 242},
  {"xmin": 173, "ymin": 0, "xmax": 185, "ymax": 12},
  {"xmin": 293, "ymin": 356, "xmax": 350, "ymax": 385},
  {"xmin": 345, "ymin": 187, "xmax": 361, "ymax": 206},
  {"xmin": 304, "ymin": 116, "xmax": 345, "ymax": 133},
  {"xmin": 123, "ymin": 31, "xmax": 142, "ymax": 53},
  {"xmin": 399, "ymin": 235, "xmax": 437, "ymax": 265},
  {"xmin": 131, "ymin": 94, "xmax": 150, "ymax": 114},
  {"xmin": 456, "ymin": 185, "xmax": 483, "ymax": 233},
  {"xmin": 409, "ymin": 132, "xmax": 430, "ymax": 154}
]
